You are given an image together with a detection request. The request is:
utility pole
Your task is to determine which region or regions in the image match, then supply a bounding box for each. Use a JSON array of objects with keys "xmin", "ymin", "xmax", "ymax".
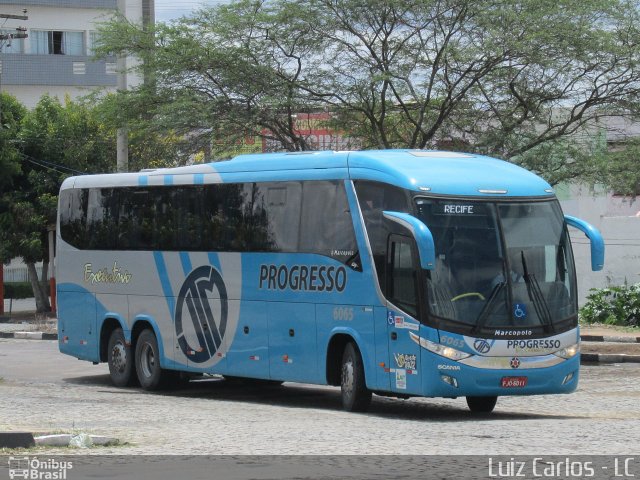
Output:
[
  {"xmin": 0, "ymin": 12, "xmax": 28, "ymax": 118},
  {"xmin": 116, "ymin": 0, "xmax": 129, "ymax": 172}
]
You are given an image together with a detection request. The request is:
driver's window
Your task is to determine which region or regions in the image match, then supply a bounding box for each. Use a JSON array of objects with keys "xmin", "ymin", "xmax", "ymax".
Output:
[{"xmin": 387, "ymin": 235, "xmax": 418, "ymax": 317}]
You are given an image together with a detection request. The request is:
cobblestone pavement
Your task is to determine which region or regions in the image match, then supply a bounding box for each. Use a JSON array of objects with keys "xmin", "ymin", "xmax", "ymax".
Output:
[{"xmin": 1, "ymin": 339, "xmax": 638, "ymax": 455}]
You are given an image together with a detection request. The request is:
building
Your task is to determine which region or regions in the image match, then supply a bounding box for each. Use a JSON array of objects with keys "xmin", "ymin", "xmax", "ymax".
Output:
[{"xmin": 0, "ymin": 0, "xmax": 152, "ymax": 108}]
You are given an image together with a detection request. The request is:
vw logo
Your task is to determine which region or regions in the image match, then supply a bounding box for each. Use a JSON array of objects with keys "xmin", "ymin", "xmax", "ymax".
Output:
[
  {"xmin": 174, "ymin": 265, "xmax": 228, "ymax": 363},
  {"xmin": 473, "ymin": 338, "xmax": 492, "ymax": 354}
]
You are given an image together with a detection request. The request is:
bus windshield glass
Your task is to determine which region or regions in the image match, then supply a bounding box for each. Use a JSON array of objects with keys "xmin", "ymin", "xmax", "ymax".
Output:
[{"xmin": 414, "ymin": 198, "xmax": 577, "ymax": 330}]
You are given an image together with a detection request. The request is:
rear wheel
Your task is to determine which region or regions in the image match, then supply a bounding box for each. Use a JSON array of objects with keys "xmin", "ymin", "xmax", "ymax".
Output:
[
  {"xmin": 135, "ymin": 329, "xmax": 166, "ymax": 390},
  {"xmin": 341, "ymin": 342, "xmax": 372, "ymax": 412},
  {"xmin": 466, "ymin": 396, "xmax": 498, "ymax": 413},
  {"xmin": 107, "ymin": 328, "xmax": 135, "ymax": 387}
]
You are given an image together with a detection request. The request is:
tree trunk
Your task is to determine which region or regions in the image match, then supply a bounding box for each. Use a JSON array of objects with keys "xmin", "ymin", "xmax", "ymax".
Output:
[
  {"xmin": 27, "ymin": 262, "xmax": 50, "ymax": 313},
  {"xmin": 42, "ymin": 261, "xmax": 49, "ymax": 284}
]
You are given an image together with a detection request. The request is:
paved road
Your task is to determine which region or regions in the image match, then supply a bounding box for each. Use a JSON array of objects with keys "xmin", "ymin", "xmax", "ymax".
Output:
[{"xmin": 1, "ymin": 339, "xmax": 638, "ymax": 455}]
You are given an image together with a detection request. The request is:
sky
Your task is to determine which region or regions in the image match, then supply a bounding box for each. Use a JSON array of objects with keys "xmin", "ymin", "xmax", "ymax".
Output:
[{"xmin": 154, "ymin": 0, "xmax": 229, "ymax": 22}]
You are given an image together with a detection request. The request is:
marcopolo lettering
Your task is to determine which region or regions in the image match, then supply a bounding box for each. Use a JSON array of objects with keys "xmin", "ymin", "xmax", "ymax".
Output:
[
  {"xmin": 259, "ymin": 264, "xmax": 347, "ymax": 292},
  {"xmin": 495, "ymin": 329, "xmax": 533, "ymax": 337},
  {"xmin": 506, "ymin": 339, "xmax": 561, "ymax": 350}
]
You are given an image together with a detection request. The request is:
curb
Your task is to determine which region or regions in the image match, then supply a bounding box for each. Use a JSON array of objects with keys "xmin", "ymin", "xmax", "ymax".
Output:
[
  {"xmin": 581, "ymin": 353, "xmax": 640, "ymax": 364},
  {"xmin": 0, "ymin": 432, "xmax": 35, "ymax": 448},
  {"xmin": 581, "ymin": 334, "xmax": 640, "ymax": 343},
  {"xmin": 34, "ymin": 434, "xmax": 119, "ymax": 447},
  {"xmin": 0, "ymin": 331, "xmax": 57, "ymax": 340}
]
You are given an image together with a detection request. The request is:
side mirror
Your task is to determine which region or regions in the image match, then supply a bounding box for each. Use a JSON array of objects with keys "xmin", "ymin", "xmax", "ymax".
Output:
[
  {"xmin": 383, "ymin": 211, "xmax": 436, "ymax": 270},
  {"xmin": 564, "ymin": 215, "xmax": 605, "ymax": 271}
]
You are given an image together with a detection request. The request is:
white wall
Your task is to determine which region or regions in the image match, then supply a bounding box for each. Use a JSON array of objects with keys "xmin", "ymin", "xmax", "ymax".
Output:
[
  {"xmin": 0, "ymin": 1, "xmax": 143, "ymax": 106},
  {"xmin": 3, "ymin": 84, "xmax": 112, "ymax": 108},
  {"xmin": 559, "ymin": 184, "xmax": 640, "ymax": 305}
]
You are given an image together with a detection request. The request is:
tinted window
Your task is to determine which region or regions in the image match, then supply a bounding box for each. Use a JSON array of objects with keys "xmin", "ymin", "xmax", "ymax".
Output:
[
  {"xmin": 59, "ymin": 189, "xmax": 88, "ymax": 249},
  {"xmin": 59, "ymin": 181, "xmax": 358, "ymax": 264},
  {"xmin": 354, "ymin": 181, "xmax": 410, "ymax": 285},
  {"xmin": 300, "ymin": 181, "xmax": 358, "ymax": 263},
  {"xmin": 86, "ymin": 188, "xmax": 119, "ymax": 250},
  {"xmin": 388, "ymin": 235, "xmax": 418, "ymax": 317},
  {"xmin": 251, "ymin": 182, "xmax": 301, "ymax": 252}
]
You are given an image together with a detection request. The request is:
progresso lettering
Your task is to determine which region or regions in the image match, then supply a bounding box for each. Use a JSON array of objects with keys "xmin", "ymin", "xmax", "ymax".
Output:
[
  {"xmin": 506, "ymin": 339, "xmax": 561, "ymax": 350},
  {"xmin": 259, "ymin": 264, "xmax": 347, "ymax": 292}
]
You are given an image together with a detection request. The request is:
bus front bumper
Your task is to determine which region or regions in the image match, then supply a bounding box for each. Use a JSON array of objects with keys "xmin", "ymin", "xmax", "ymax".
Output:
[{"xmin": 422, "ymin": 352, "xmax": 580, "ymax": 398}]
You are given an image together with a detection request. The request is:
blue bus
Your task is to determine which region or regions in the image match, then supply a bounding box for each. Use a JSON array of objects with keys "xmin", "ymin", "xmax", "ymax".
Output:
[{"xmin": 56, "ymin": 150, "xmax": 604, "ymax": 413}]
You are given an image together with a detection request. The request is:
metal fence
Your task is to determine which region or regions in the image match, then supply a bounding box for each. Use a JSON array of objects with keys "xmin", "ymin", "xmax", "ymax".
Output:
[{"xmin": 3, "ymin": 266, "xmax": 50, "ymax": 283}]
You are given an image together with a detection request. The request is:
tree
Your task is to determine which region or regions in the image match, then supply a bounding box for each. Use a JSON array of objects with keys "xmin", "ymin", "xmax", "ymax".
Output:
[
  {"xmin": 91, "ymin": 92, "xmax": 187, "ymax": 170},
  {"xmin": 0, "ymin": 92, "xmax": 24, "ymax": 193},
  {"xmin": 94, "ymin": 0, "xmax": 328, "ymax": 159},
  {"xmin": 6, "ymin": 95, "xmax": 116, "ymax": 311},
  {"xmin": 0, "ymin": 93, "xmax": 26, "ymax": 275},
  {"xmin": 96, "ymin": 0, "xmax": 640, "ymax": 186}
]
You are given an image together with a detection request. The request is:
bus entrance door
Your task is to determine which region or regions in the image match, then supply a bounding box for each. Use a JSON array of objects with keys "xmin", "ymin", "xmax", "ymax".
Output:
[
  {"xmin": 386, "ymin": 234, "xmax": 422, "ymax": 394},
  {"xmin": 386, "ymin": 307, "xmax": 422, "ymax": 394}
]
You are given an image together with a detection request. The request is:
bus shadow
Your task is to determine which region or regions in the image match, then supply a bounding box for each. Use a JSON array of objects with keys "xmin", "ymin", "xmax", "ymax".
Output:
[
  {"xmin": 63, "ymin": 374, "xmax": 580, "ymax": 422},
  {"xmin": 64, "ymin": 374, "xmax": 113, "ymax": 387},
  {"xmin": 165, "ymin": 377, "xmax": 581, "ymax": 422}
]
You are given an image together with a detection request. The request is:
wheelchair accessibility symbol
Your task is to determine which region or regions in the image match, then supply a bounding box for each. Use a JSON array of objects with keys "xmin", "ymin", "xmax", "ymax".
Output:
[{"xmin": 513, "ymin": 303, "xmax": 527, "ymax": 319}]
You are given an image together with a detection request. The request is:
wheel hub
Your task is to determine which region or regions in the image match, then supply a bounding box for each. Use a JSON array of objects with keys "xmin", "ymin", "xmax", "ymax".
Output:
[
  {"xmin": 111, "ymin": 342, "xmax": 127, "ymax": 373},
  {"xmin": 342, "ymin": 360, "xmax": 354, "ymax": 394},
  {"xmin": 140, "ymin": 343, "xmax": 155, "ymax": 378}
]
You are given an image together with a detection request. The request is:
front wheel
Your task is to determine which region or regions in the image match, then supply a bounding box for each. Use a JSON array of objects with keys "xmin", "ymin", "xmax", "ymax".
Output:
[
  {"xmin": 466, "ymin": 396, "xmax": 498, "ymax": 413},
  {"xmin": 107, "ymin": 328, "xmax": 136, "ymax": 387},
  {"xmin": 341, "ymin": 342, "xmax": 372, "ymax": 412},
  {"xmin": 135, "ymin": 329, "xmax": 166, "ymax": 390}
]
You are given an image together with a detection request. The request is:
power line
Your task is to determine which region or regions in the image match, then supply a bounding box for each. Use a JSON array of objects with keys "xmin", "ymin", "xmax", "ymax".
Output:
[{"xmin": 21, "ymin": 154, "xmax": 89, "ymax": 176}]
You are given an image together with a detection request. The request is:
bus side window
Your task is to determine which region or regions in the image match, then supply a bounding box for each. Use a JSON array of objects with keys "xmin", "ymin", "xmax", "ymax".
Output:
[
  {"xmin": 59, "ymin": 188, "xmax": 88, "ymax": 249},
  {"xmin": 387, "ymin": 235, "xmax": 419, "ymax": 318},
  {"xmin": 300, "ymin": 181, "xmax": 358, "ymax": 264}
]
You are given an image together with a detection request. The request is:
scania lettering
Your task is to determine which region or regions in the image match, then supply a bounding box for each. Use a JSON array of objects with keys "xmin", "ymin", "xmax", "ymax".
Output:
[{"xmin": 56, "ymin": 150, "xmax": 604, "ymax": 413}]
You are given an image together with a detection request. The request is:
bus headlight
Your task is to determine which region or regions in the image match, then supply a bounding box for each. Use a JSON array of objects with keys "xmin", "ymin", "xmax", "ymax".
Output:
[
  {"xmin": 553, "ymin": 343, "xmax": 580, "ymax": 359},
  {"xmin": 422, "ymin": 338, "xmax": 471, "ymax": 361}
]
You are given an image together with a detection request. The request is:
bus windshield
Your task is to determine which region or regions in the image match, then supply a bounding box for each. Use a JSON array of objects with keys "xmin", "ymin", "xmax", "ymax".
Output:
[{"xmin": 415, "ymin": 198, "xmax": 577, "ymax": 331}]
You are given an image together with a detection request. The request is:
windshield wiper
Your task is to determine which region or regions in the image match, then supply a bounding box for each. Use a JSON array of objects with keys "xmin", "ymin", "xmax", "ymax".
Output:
[
  {"xmin": 472, "ymin": 281, "xmax": 506, "ymax": 334},
  {"xmin": 520, "ymin": 251, "xmax": 555, "ymax": 333}
]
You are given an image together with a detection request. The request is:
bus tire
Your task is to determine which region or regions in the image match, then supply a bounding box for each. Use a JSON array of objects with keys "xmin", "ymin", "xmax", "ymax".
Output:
[
  {"xmin": 135, "ymin": 329, "xmax": 165, "ymax": 391},
  {"xmin": 107, "ymin": 328, "xmax": 136, "ymax": 387},
  {"xmin": 340, "ymin": 342, "xmax": 372, "ymax": 412},
  {"xmin": 466, "ymin": 396, "xmax": 498, "ymax": 413}
]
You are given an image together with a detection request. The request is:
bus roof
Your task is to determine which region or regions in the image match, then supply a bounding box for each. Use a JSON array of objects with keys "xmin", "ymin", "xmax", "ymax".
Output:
[{"xmin": 65, "ymin": 149, "xmax": 554, "ymax": 198}]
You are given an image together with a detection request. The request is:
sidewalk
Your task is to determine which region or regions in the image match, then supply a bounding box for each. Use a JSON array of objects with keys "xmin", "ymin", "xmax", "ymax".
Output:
[{"xmin": 2, "ymin": 297, "xmax": 39, "ymax": 315}]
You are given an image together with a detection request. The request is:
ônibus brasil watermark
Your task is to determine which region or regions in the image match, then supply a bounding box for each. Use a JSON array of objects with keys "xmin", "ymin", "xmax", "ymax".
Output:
[{"xmin": 8, "ymin": 457, "xmax": 72, "ymax": 480}]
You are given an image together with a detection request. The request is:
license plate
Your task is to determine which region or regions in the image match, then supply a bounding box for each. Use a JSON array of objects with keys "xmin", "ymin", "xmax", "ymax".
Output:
[{"xmin": 501, "ymin": 376, "xmax": 528, "ymax": 388}]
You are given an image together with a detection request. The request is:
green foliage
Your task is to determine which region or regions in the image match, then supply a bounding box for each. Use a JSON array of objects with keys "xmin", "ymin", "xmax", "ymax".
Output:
[
  {"xmin": 1, "ymin": 94, "xmax": 118, "ymax": 312},
  {"xmin": 596, "ymin": 138, "xmax": 640, "ymax": 196},
  {"xmin": 580, "ymin": 284, "xmax": 640, "ymax": 327},
  {"xmin": 2, "ymin": 95, "xmax": 116, "ymax": 267},
  {"xmin": 91, "ymin": 92, "xmax": 186, "ymax": 170},
  {"xmin": 0, "ymin": 92, "xmax": 26, "ymax": 192},
  {"xmin": 4, "ymin": 282, "xmax": 47, "ymax": 300}
]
